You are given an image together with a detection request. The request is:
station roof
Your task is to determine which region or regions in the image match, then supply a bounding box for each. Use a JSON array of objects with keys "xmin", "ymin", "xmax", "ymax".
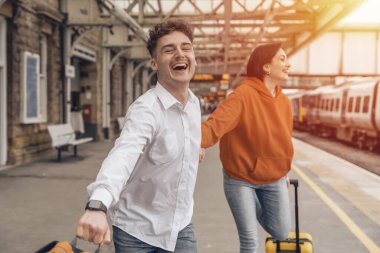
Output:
[{"xmin": 110, "ymin": 0, "xmax": 365, "ymax": 79}]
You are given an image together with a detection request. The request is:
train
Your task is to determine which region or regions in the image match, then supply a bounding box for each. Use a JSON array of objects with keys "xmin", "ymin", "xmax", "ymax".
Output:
[{"xmin": 289, "ymin": 77, "xmax": 380, "ymax": 151}]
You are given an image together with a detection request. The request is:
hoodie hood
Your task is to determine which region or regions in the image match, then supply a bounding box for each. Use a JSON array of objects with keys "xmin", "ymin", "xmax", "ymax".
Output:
[{"xmin": 243, "ymin": 77, "xmax": 282, "ymax": 99}]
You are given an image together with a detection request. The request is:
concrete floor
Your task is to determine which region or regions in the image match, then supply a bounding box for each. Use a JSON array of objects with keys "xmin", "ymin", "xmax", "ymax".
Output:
[{"xmin": 0, "ymin": 138, "xmax": 379, "ymax": 253}]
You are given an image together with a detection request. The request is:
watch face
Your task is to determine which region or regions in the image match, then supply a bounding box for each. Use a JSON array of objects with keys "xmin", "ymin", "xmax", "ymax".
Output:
[
  {"xmin": 86, "ymin": 200, "xmax": 107, "ymax": 213},
  {"xmin": 89, "ymin": 200, "xmax": 101, "ymax": 209}
]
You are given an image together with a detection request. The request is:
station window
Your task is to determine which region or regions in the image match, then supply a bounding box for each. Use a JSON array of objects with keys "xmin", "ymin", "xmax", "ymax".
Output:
[
  {"xmin": 348, "ymin": 97, "xmax": 353, "ymax": 112},
  {"xmin": 329, "ymin": 99, "xmax": 334, "ymax": 112},
  {"xmin": 39, "ymin": 34, "xmax": 47, "ymax": 121},
  {"xmin": 20, "ymin": 35, "xmax": 47, "ymax": 123},
  {"xmin": 363, "ymin": 96, "xmax": 370, "ymax": 113},
  {"xmin": 355, "ymin": 96, "xmax": 361, "ymax": 113},
  {"xmin": 335, "ymin": 98, "xmax": 340, "ymax": 111}
]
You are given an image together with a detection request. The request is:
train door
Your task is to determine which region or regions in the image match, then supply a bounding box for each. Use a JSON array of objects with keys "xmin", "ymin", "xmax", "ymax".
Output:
[
  {"xmin": 0, "ymin": 17, "xmax": 7, "ymax": 165},
  {"xmin": 341, "ymin": 89, "xmax": 348, "ymax": 125}
]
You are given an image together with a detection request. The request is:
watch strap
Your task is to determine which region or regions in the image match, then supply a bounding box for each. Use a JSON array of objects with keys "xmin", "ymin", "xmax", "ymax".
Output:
[{"xmin": 85, "ymin": 200, "xmax": 107, "ymax": 214}]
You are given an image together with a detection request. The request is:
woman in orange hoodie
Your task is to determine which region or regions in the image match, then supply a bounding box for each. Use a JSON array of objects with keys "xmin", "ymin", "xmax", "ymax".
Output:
[{"xmin": 201, "ymin": 43, "xmax": 293, "ymax": 253}]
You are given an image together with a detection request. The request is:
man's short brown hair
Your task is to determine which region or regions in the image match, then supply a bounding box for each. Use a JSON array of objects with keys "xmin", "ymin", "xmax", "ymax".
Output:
[{"xmin": 147, "ymin": 20, "xmax": 194, "ymax": 57}]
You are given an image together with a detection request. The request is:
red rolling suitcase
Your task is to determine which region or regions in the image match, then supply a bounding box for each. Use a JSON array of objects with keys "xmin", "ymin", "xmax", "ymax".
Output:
[{"xmin": 265, "ymin": 179, "xmax": 313, "ymax": 253}]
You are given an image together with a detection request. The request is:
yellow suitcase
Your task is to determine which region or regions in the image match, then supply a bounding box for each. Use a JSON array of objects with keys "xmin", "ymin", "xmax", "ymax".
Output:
[{"xmin": 265, "ymin": 179, "xmax": 313, "ymax": 253}]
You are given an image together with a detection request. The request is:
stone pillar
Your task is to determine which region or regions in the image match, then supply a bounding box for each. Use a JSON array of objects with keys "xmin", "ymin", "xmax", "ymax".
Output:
[
  {"xmin": 142, "ymin": 68, "xmax": 149, "ymax": 93},
  {"xmin": 0, "ymin": 16, "xmax": 7, "ymax": 165},
  {"xmin": 102, "ymin": 48, "xmax": 110, "ymax": 139},
  {"xmin": 125, "ymin": 60, "xmax": 134, "ymax": 112}
]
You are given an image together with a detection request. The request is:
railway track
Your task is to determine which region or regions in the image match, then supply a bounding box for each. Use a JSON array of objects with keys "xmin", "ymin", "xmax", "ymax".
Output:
[{"xmin": 293, "ymin": 130, "xmax": 380, "ymax": 176}]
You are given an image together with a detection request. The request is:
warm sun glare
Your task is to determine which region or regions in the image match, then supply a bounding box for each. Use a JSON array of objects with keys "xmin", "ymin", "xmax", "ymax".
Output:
[{"xmin": 340, "ymin": 0, "xmax": 380, "ymax": 24}]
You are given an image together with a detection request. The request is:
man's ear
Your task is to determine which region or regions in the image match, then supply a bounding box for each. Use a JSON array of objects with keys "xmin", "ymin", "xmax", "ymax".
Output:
[{"xmin": 150, "ymin": 58, "xmax": 158, "ymax": 71}]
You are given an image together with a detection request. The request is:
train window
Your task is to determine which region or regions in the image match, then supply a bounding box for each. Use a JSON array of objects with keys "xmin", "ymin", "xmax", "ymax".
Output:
[
  {"xmin": 335, "ymin": 98, "xmax": 340, "ymax": 111},
  {"xmin": 348, "ymin": 97, "xmax": 354, "ymax": 112},
  {"xmin": 355, "ymin": 97, "xmax": 361, "ymax": 113},
  {"xmin": 363, "ymin": 96, "xmax": 370, "ymax": 113}
]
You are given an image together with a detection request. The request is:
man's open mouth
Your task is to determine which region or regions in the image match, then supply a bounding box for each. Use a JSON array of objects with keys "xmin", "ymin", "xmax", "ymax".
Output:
[{"xmin": 172, "ymin": 63, "xmax": 188, "ymax": 71}]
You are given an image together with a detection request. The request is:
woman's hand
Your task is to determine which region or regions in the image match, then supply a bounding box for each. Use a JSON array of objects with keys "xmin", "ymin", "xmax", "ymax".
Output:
[
  {"xmin": 199, "ymin": 148, "xmax": 206, "ymax": 163},
  {"xmin": 285, "ymin": 174, "xmax": 290, "ymax": 188}
]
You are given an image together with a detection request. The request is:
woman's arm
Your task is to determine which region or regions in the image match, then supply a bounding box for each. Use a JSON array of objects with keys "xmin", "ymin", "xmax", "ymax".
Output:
[{"xmin": 202, "ymin": 92, "xmax": 243, "ymax": 148}]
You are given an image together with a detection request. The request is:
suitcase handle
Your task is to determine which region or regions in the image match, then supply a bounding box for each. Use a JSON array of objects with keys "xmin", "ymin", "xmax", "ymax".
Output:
[
  {"xmin": 71, "ymin": 237, "xmax": 101, "ymax": 253},
  {"xmin": 276, "ymin": 178, "xmax": 301, "ymax": 253},
  {"xmin": 290, "ymin": 179, "xmax": 301, "ymax": 253},
  {"xmin": 289, "ymin": 179, "xmax": 298, "ymax": 187}
]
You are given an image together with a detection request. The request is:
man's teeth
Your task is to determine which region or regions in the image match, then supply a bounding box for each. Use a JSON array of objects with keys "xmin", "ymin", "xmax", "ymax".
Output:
[{"xmin": 172, "ymin": 63, "xmax": 188, "ymax": 70}]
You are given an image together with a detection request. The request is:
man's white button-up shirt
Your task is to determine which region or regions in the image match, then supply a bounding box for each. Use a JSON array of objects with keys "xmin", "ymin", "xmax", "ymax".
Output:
[{"xmin": 87, "ymin": 82, "xmax": 201, "ymax": 251}]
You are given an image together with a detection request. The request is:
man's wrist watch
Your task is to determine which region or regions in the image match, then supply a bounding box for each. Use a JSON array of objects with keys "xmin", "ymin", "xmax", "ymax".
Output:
[{"xmin": 85, "ymin": 200, "xmax": 107, "ymax": 214}]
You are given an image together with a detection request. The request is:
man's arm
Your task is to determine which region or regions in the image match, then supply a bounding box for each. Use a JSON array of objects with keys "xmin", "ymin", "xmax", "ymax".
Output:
[{"xmin": 76, "ymin": 100, "xmax": 157, "ymax": 244}]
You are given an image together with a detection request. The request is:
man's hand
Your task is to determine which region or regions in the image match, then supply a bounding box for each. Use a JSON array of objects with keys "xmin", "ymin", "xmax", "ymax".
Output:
[
  {"xmin": 76, "ymin": 210, "xmax": 112, "ymax": 245},
  {"xmin": 199, "ymin": 148, "xmax": 206, "ymax": 163}
]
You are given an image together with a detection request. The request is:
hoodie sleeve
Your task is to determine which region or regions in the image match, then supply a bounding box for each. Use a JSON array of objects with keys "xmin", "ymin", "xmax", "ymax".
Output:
[{"xmin": 201, "ymin": 91, "xmax": 243, "ymax": 148}]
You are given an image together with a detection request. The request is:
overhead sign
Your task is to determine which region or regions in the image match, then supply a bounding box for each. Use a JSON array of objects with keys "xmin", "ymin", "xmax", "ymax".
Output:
[
  {"xmin": 65, "ymin": 64, "xmax": 75, "ymax": 78},
  {"xmin": 193, "ymin": 74, "xmax": 214, "ymax": 81}
]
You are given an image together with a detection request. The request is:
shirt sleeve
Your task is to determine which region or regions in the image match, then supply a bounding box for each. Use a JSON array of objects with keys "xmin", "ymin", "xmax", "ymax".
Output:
[
  {"xmin": 201, "ymin": 91, "xmax": 243, "ymax": 148},
  {"xmin": 87, "ymin": 100, "xmax": 157, "ymax": 208}
]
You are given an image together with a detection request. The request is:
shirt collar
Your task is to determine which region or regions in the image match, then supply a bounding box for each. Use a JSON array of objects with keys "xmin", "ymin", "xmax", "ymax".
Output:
[{"xmin": 155, "ymin": 82, "xmax": 197, "ymax": 110}]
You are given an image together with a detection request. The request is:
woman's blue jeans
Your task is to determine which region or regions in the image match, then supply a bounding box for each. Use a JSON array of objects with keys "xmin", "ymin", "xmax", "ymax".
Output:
[{"xmin": 223, "ymin": 172, "xmax": 291, "ymax": 253}]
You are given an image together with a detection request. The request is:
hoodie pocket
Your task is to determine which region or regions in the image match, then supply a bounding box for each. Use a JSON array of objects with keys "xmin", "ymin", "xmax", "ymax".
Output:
[{"xmin": 250, "ymin": 156, "xmax": 291, "ymax": 182}]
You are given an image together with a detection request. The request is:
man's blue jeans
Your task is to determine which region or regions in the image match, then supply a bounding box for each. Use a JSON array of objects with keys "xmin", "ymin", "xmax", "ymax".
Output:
[
  {"xmin": 223, "ymin": 172, "xmax": 291, "ymax": 253},
  {"xmin": 113, "ymin": 222, "xmax": 197, "ymax": 253}
]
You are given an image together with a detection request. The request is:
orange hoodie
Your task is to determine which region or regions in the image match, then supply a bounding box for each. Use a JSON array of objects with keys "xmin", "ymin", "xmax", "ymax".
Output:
[{"xmin": 202, "ymin": 77, "xmax": 293, "ymax": 184}]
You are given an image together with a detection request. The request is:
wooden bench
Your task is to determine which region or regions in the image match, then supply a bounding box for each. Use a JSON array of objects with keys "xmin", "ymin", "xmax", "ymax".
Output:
[{"xmin": 47, "ymin": 124, "xmax": 93, "ymax": 162}]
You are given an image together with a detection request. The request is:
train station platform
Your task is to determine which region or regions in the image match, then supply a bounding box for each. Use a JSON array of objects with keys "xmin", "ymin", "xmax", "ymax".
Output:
[{"xmin": 0, "ymin": 138, "xmax": 379, "ymax": 253}]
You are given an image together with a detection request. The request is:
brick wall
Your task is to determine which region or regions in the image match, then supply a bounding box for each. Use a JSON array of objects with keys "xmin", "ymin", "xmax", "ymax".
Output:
[{"xmin": 7, "ymin": 1, "xmax": 62, "ymax": 164}]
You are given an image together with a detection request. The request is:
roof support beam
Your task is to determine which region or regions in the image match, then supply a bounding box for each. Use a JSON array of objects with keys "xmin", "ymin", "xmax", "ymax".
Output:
[
  {"xmin": 99, "ymin": 0, "xmax": 148, "ymax": 42},
  {"xmin": 223, "ymin": 0, "xmax": 232, "ymax": 72},
  {"xmin": 138, "ymin": 0, "xmax": 145, "ymax": 24},
  {"xmin": 164, "ymin": 0, "xmax": 185, "ymax": 20},
  {"xmin": 288, "ymin": 0, "xmax": 366, "ymax": 56},
  {"xmin": 231, "ymin": 0, "xmax": 276, "ymax": 86}
]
